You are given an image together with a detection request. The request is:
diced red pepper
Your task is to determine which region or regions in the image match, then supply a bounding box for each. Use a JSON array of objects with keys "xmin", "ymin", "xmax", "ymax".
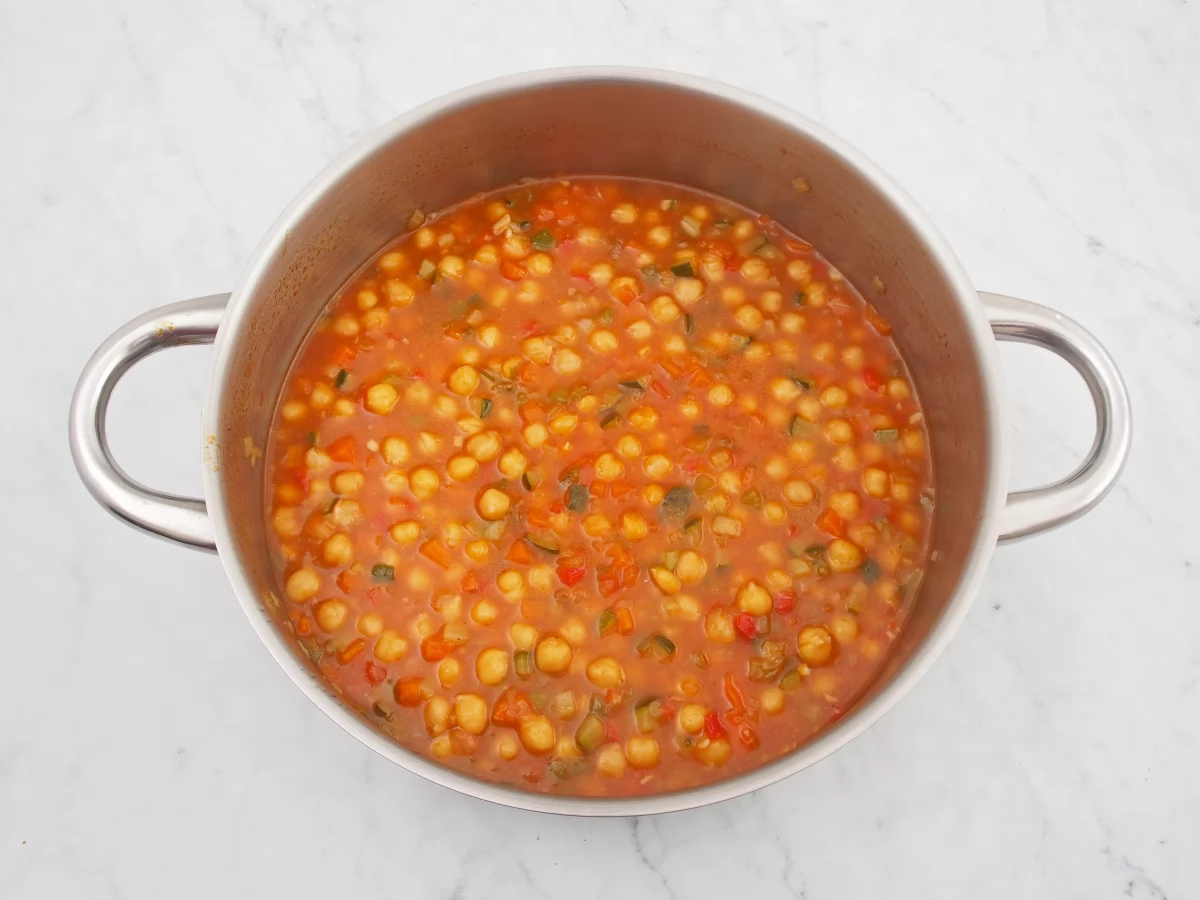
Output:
[
  {"xmin": 620, "ymin": 565, "xmax": 640, "ymax": 587},
  {"xmin": 736, "ymin": 724, "xmax": 760, "ymax": 750},
  {"xmin": 774, "ymin": 588, "xmax": 797, "ymax": 614},
  {"xmin": 862, "ymin": 367, "xmax": 884, "ymax": 393},
  {"xmin": 648, "ymin": 379, "xmax": 671, "ymax": 399},
  {"xmin": 556, "ymin": 563, "xmax": 587, "ymax": 586},
  {"xmin": 611, "ymin": 279, "xmax": 639, "ymax": 305},
  {"xmin": 815, "ymin": 508, "xmax": 845, "ymax": 538},
  {"xmin": 296, "ymin": 615, "xmax": 311, "ymax": 635},
  {"xmin": 605, "ymin": 721, "xmax": 620, "ymax": 743},
  {"xmin": 597, "ymin": 569, "xmax": 620, "ymax": 597},
  {"xmin": 724, "ymin": 673, "xmax": 749, "ymax": 716},
  {"xmin": 610, "ymin": 481, "xmax": 634, "ymax": 500},
  {"xmin": 461, "ymin": 571, "xmax": 482, "ymax": 593},
  {"xmin": 336, "ymin": 570, "xmax": 356, "ymax": 594},
  {"xmin": 326, "ymin": 435, "xmax": 356, "ymax": 463},
  {"xmin": 733, "ymin": 612, "xmax": 758, "ymax": 641},
  {"xmin": 704, "ymin": 711, "xmax": 728, "ymax": 740},
  {"xmin": 394, "ymin": 677, "xmax": 423, "ymax": 707},
  {"xmin": 866, "ymin": 304, "xmax": 892, "ymax": 336},
  {"xmin": 364, "ymin": 661, "xmax": 387, "ymax": 685},
  {"xmin": 589, "ymin": 481, "xmax": 607, "ymax": 498},
  {"xmin": 330, "ymin": 344, "xmax": 357, "ymax": 366},
  {"xmin": 527, "ymin": 508, "xmax": 551, "ymax": 528}
]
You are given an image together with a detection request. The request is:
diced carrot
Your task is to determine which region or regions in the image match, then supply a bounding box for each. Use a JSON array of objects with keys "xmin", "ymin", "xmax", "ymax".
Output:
[
  {"xmin": 421, "ymin": 628, "xmax": 453, "ymax": 662},
  {"xmin": 501, "ymin": 260, "xmax": 527, "ymax": 281},
  {"xmin": 394, "ymin": 677, "xmax": 423, "ymax": 707},
  {"xmin": 611, "ymin": 279, "xmax": 640, "ymax": 305},
  {"xmin": 519, "ymin": 401, "xmax": 545, "ymax": 422},
  {"xmin": 866, "ymin": 304, "xmax": 892, "ymax": 336},
  {"xmin": 527, "ymin": 508, "xmax": 551, "ymax": 528},
  {"xmin": 297, "ymin": 615, "xmax": 311, "ymax": 635},
  {"xmin": 589, "ymin": 481, "xmax": 608, "ymax": 498},
  {"xmin": 491, "ymin": 687, "xmax": 533, "ymax": 727},
  {"xmin": 461, "ymin": 571, "xmax": 482, "ymax": 593},
  {"xmin": 659, "ymin": 358, "xmax": 683, "ymax": 379},
  {"xmin": 616, "ymin": 607, "xmax": 635, "ymax": 635},
  {"xmin": 326, "ymin": 435, "xmax": 356, "ymax": 463},
  {"xmin": 688, "ymin": 368, "xmax": 713, "ymax": 388},
  {"xmin": 336, "ymin": 570, "xmax": 356, "ymax": 594},
  {"xmin": 815, "ymin": 507, "xmax": 845, "ymax": 538},
  {"xmin": 597, "ymin": 569, "xmax": 620, "ymax": 597},
  {"xmin": 330, "ymin": 344, "xmax": 357, "ymax": 366},
  {"xmin": 338, "ymin": 638, "xmax": 365, "ymax": 665},
  {"xmin": 419, "ymin": 539, "xmax": 452, "ymax": 569},
  {"xmin": 620, "ymin": 564, "xmax": 639, "ymax": 587},
  {"xmin": 506, "ymin": 540, "xmax": 534, "ymax": 565},
  {"xmin": 648, "ymin": 379, "xmax": 671, "ymax": 399},
  {"xmin": 610, "ymin": 481, "xmax": 634, "ymax": 500}
]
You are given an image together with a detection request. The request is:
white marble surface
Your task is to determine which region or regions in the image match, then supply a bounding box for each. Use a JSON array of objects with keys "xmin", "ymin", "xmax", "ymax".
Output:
[{"xmin": 2, "ymin": 0, "xmax": 1196, "ymax": 897}]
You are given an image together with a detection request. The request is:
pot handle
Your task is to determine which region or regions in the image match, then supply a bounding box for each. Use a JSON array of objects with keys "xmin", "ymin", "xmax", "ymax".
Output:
[
  {"xmin": 981, "ymin": 292, "xmax": 1132, "ymax": 543},
  {"xmin": 69, "ymin": 294, "xmax": 230, "ymax": 552}
]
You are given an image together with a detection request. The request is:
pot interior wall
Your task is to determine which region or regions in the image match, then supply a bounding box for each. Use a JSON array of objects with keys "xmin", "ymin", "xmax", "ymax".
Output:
[{"xmin": 213, "ymin": 75, "xmax": 991, "ymax": 751}]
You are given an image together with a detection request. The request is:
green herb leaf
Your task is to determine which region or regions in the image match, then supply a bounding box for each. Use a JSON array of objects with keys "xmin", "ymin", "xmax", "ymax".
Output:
[
  {"xmin": 566, "ymin": 484, "xmax": 588, "ymax": 513},
  {"xmin": 795, "ymin": 291, "xmax": 806, "ymax": 305},
  {"xmin": 531, "ymin": 229, "xmax": 555, "ymax": 251},
  {"xmin": 861, "ymin": 559, "xmax": 881, "ymax": 584},
  {"xmin": 334, "ymin": 368, "xmax": 349, "ymax": 389},
  {"xmin": 371, "ymin": 564, "xmax": 395, "ymax": 582}
]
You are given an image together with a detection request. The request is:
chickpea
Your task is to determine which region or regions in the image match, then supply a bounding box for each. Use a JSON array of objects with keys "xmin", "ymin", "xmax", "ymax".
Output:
[
  {"xmin": 594, "ymin": 452, "xmax": 625, "ymax": 481},
  {"xmin": 523, "ymin": 422, "xmax": 548, "ymax": 448},
  {"xmin": 390, "ymin": 520, "xmax": 420, "ymax": 544},
  {"xmin": 424, "ymin": 696, "xmax": 451, "ymax": 735},
  {"xmin": 497, "ymin": 734, "xmax": 520, "ymax": 760},
  {"xmin": 384, "ymin": 279, "xmax": 415, "ymax": 306},
  {"xmin": 649, "ymin": 566, "xmax": 682, "ymax": 595},
  {"xmin": 887, "ymin": 377, "xmax": 911, "ymax": 399},
  {"xmin": 454, "ymin": 694, "xmax": 488, "ymax": 735},
  {"xmin": 825, "ymin": 419, "xmax": 854, "ymax": 443},
  {"xmin": 518, "ymin": 714, "xmax": 555, "ymax": 755},
  {"xmin": 863, "ymin": 467, "xmax": 890, "ymax": 498},
  {"xmin": 374, "ymin": 629, "xmax": 408, "ymax": 662},
  {"xmin": 549, "ymin": 413, "xmax": 579, "ymax": 436},
  {"xmin": 535, "ymin": 634, "xmax": 573, "ymax": 675},
  {"xmin": 798, "ymin": 625, "xmax": 835, "ymax": 666},
  {"xmin": 582, "ymin": 514, "xmax": 612, "ymax": 537},
  {"xmin": 527, "ymin": 252, "xmax": 553, "ymax": 276},
  {"xmin": 679, "ymin": 703, "xmax": 706, "ymax": 735},
  {"xmin": 694, "ymin": 737, "xmax": 732, "ymax": 767},
  {"xmin": 438, "ymin": 660, "xmax": 461, "ymax": 689},
  {"xmin": 675, "ymin": 550, "xmax": 708, "ymax": 584},
  {"xmin": 820, "ymin": 385, "xmax": 849, "ymax": 408},
  {"xmin": 589, "ymin": 329, "xmax": 619, "ymax": 353},
  {"xmin": 496, "ymin": 569, "xmax": 523, "ymax": 597},
  {"xmin": 447, "ymin": 365, "xmax": 479, "ymax": 395},
  {"xmin": 465, "ymin": 540, "xmax": 490, "ymax": 562},
  {"xmin": 285, "ymin": 568, "xmax": 319, "ymax": 602},
  {"xmin": 704, "ymin": 606, "xmax": 736, "ymax": 643},
  {"xmin": 365, "ymin": 383, "xmax": 399, "ymax": 415},
  {"xmin": 589, "ymin": 261, "xmax": 614, "ymax": 285},
  {"xmin": 382, "ymin": 437, "xmax": 410, "ymax": 465},
  {"xmin": 829, "ymin": 614, "xmax": 860, "ymax": 644},
  {"xmin": 769, "ymin": 377, "xmax": 802, "ymax": 403},
  {"xmin": 314, "ymin": 599, "xmax": 348, "ymax": 632},
  {"xmin": 734, "ymin": 304, "xmax": 764, "ymax": 329},
  {"xmin": 643, "ymin": 454, "xmax": 671, "ymax": 478},
  {"xmin": 560, "ymin": 617, "xmax": 586, "ymax": 646},
  {"xmin": 475, "ymin": 487, "xmax": 511, "ymax": 521},
  {"xmin": 628, "ymin": 406, "xmax": 660, "ymax": 430},
  {"xmin": 621, "ymin": 510, "xmax": 649, "ymax": 542},
  {"xmin": 429, "ymin": 735, "xmax": 452, "ymax": 758},
  {"xmin": 830, "ymin": 490, "xmax": 861, "ymax": 520},
  {"xmin": 616, "ymin": 434, "xmax": 643, "ymax": 458},
  {"xmin": 476, "ymin": 647, "xmax": 509, "ymax": 685},
  {"xmin": 736, "ymin": 579, "xmax": 773, "ymax": 615},
  {"xmin": 586, "ymin": 656, "xmax": 625, "ymax": 688},
  {"xmin": 783, "ymin": 479, "xmax": 815, "ymax": 506},
  {"xmin": 761, "ymin": 686, "xmax": 786, "ymax": 715},
  {"xmin": 465, "ymin": 430, "xmax": 501, "ymax": 462},
  {"xmin": 322, "ymin": 533, "xmax": 354, "ymax": 566},
  {"xmin": 498, "ymin": 447, "xmax": 528, "ymax": 477},
  {"xmin": 595, "ymin": 743, "xmax": 627, "ymax": 777},
  {"xmin": 740, "ymin": 258, "xmax": 770, "ymax": 281},
  {"xmin": 410, "ymin": 466, "xmax": 439, "ymax": 499},
  {"xmin": 447, "ymin": 455, "xmax": 480, "ymax": 482},
  {"xmin": 708, "ymin": 384, "xmax": 735, "ymax": 407},
  {"xmin": 673, "ymin": 278, "xmax": 704, "ymax": 306},
  {"xmin": 827, "ymin": 538, "xmax": 864, "ymax": 573},
  {"xmin": 764, "ymin": 456, "xmax": 790, "ymax": 480},
  {"xmin": 471, "ymin": 600, "xmax": 497, "ymax": 625},
  {"xmin": 272, "ymin": 507, "xmax": 300, "ymax": 537},
  {"xmin": 626, "ymin": 736, "xmax": 661, "ymax": 769},
  {"xmin": 763, "ymin": 501, "xmax": 787, "ymax": 524},
  {"xmin": 358, "ymin": 613, "xmax": 383, "ymax": 636},
  {"xmin": 611, "ymin": 203, "xmax": 637, "ymax": 224},
  {"xmin": 331, "ymin": 470, "xmax": 364, "ymax": 496}
]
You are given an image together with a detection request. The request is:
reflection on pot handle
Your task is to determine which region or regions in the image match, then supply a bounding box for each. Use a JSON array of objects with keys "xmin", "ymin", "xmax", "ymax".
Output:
[
  {"xmin": 981, "ymin": 292, "xmax": 1132, "ymax": 543},
  {"xmin": 69, "ymin": 294, "xmax": 230, "ymax": 552}
]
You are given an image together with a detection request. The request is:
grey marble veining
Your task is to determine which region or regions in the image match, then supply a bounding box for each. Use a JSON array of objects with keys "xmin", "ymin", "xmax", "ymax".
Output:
[{"xmin": 1, "ymin": 1, "xmax": 1196, "ymax": 897}]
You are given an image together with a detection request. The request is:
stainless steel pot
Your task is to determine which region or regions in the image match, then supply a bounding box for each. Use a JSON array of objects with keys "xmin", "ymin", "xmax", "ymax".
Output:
[{"xmin": 69, "ymin": 68, "xmax": 1131, "ymax": 815}]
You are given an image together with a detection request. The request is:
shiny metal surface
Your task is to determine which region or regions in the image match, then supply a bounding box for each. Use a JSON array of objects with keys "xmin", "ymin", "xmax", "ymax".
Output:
[
  {"xmin": 71, "ymin": 68, "xmax": 1131, "ymax": 815},
  {"xmin": 982, "ymin": 292, "xmax": 1132, "ymax": 542},
  {"xmin": 69, "ymin": 294, "xmax": 228, "ymax": 550}
]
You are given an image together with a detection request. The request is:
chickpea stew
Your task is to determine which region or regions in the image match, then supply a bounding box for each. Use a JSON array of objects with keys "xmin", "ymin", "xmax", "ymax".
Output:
[{"xmin": 265, "ymin": 177, "xmax": 933, "ymax": 796}]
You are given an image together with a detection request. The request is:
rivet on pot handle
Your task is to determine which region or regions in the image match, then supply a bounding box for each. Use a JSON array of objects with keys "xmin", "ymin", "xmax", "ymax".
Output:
[
  {"xmin": 69, "ymin": 294, "xmax": 230, "ymax": 551},
  {"xmin": 981, "ymin": 292, "xmax": 1132, "ymax": 543}
]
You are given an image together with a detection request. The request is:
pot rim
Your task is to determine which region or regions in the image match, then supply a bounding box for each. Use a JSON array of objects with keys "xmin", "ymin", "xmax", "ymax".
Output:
[{"xmin": 201, "ymin": 66, "xmax": 1006, "ymax": 816}]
